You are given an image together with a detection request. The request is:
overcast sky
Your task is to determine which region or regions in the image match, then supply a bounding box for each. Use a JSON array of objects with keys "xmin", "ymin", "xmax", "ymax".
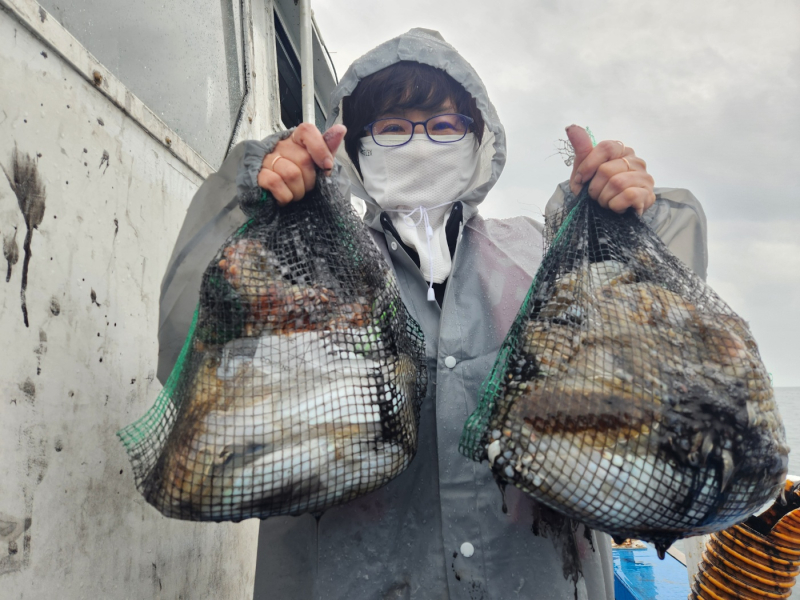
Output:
[{"xmin": 312, "ymin": 0, "xmax": 800, "ymax": 386}]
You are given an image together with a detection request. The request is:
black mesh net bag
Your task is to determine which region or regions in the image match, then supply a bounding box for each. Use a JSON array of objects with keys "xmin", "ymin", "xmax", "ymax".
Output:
[
  {"xmin": 460, "ymin": 186, "xmax": 788, "ymax": 555},
  {"xmin": 119, "ymin": 174, "xmax": 427, "ymax": 521}
]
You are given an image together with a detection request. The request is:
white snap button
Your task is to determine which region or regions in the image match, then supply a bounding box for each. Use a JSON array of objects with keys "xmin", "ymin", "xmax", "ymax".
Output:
[
  {"xmin": 460, "ymin": 542, "xmax": 474, "ymax": 558},
  {"xmin": 444, "ymin": 356, "xmax": 457, "ymax": 369},
  {"xmin": 390, "ymin": 241, "xmax": 398, "ymax": 251}
]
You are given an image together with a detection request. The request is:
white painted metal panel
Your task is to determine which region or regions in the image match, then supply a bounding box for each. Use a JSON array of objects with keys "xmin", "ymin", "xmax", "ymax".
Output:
[{"xmin": 0, "ymin": 2, "xmax": 260, "ymax": 597}]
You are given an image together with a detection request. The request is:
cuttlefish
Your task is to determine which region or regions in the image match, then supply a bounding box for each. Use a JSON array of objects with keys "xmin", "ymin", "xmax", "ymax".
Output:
[
  {"xmin": 145, "ymin": 238, "xmax": 421, "ymax": 520},
  {"xmin": 487, "ymin": 260, "xmax": 788, "ymax": 554}
]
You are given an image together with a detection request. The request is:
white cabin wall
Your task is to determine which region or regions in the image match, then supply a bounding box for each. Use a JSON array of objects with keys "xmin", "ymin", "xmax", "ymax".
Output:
[
  {"xmin": 0, "ymin": 0, "xmax": 265, "ymax": 597},
  {"xmin": 682, "ymin": 534, "xmax": 709, "ymax": 588},
  {"xmin": 249, "ymin": 0, "xmax": 285, "ymax": 138},
  {"xmin": 226, "ymin": 0, "xmax": 284, "ymax": 147}
]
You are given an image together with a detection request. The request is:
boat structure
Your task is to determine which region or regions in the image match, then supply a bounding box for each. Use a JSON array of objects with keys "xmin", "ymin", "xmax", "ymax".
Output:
[
  {"xmin": 613, "ymin": 476, "xmax": 800, "ymax": 599},
  {"xmin": 0, "ymin": 0, "xmax": 795, "ymax": 597},
  {"xmin": 0, "ymin": 0, "xmax": 335, "ymax": 595}
]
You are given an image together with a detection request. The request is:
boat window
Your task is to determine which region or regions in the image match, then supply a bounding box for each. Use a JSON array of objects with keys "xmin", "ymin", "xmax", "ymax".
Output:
[
  {"xmin": 37, "ymin": 0, "xmax": 246, "ymax": 168},
  {"xmin": 273, "ymin": 11, "xmax": 326, "ymax": 131}
]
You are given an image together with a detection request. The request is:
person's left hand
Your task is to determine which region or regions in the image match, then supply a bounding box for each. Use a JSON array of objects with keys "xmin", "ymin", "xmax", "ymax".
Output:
[{"xmin": 566, "ymin": 125, "xmax": 655, "ymax": 216}]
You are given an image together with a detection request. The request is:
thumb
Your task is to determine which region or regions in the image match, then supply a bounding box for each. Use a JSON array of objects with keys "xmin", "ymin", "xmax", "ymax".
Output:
[
  {"xmin": 566, "ymin": 125, "xmax": 594, "ymax": 184},
  {"xmin": 322, "ymin": 124, "xmax": 347, "ymax": 156}
]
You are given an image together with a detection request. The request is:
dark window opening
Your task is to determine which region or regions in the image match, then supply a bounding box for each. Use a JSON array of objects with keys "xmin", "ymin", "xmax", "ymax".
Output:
[{"xmin": 274, "ymin": 12, "xmax": 326, "ymax": 130}]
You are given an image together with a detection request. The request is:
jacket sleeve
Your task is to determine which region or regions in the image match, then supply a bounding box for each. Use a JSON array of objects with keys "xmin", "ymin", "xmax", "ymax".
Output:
[
  {"xmin": 156, "ymin": 131, "xmax": 293, "ymax": 384},
  {"xmin": 545, "ymin": 181, "xmax": 708, "ymax": 281}
]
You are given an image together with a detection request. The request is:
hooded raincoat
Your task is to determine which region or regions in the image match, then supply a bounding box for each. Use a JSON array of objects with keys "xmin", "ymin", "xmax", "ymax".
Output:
[{"xmin": 157, "ymin": 28, "xmax": 708, "ymax": 600}]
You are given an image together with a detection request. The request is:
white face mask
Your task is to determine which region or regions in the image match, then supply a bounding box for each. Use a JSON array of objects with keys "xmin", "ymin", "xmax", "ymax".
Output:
[{"xmin": 359, "ymin": 133, "xmax": 480, "ymax": 299}]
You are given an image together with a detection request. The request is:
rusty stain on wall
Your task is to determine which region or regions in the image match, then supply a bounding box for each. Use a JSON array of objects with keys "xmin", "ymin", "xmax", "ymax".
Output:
[
  {"xmin": 99, "ymin": 150, "xmax": 110, "ymax": 174},
  {"xmin": 20, "ymin": 378, "xmax": 35, "ymax": 403},
  {"xmin": 3, "ymin": 225, "xmax": 18, "ymax": 281},
  {"xmin": 35, "ymin": 329, "xmax": 47, "ymax": 374},
  {"xmin": 1, "ymin": 146, "xmax": 46, "ymax": 328},
  {"xmin": 1, "ymin": 426, "xmax": 47, "ymax": 577},
  {"xmin": 152, "ymin": 562, "xmax": 163, "ymax": 593},
  {"xmin": 0, "ymin": 510, "xmax": 31, "ymax": 576}
]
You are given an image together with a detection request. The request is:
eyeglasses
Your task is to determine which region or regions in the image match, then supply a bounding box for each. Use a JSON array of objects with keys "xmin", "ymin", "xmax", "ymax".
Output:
[{"xmin": 363, "ymin": 113, "xmax": 474, "ymax": 147}]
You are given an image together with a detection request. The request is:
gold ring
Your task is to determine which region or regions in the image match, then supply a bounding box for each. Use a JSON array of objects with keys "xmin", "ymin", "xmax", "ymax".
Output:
[
  {"xmin": 622, "ymin": 157, "xmax": 632, "ymax": 171},
  {"xmin": 271, "ymin": 155, "xmax": 287, "ymax": 170}
]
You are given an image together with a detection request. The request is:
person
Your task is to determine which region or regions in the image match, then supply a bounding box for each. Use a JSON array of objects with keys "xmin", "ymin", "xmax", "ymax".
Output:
[{"xmin": 158, "ymin": 28, "xmax": 707, "ymax": 600}]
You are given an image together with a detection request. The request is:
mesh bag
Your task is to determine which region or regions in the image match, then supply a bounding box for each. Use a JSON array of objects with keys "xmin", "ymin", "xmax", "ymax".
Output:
[
  {"xmin": 460, "ymin": 187, "xmax": 788, "ymax": 554},
  {"xmin": 119, "ymin": 174, "xmax": 427, "ymax": 521}
]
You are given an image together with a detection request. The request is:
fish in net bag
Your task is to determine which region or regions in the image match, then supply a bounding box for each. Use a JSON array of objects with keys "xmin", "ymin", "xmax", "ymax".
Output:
[
  {"xmin": 460, "ymin": 186, "xmax": 788, "ymax": 555},
  {"xmin": 118, "ymin": 173, "xmax": 427, "ymax": 521}
]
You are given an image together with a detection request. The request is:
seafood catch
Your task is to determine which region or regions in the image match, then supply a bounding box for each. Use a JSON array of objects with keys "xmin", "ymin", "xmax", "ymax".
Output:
[
  {"xmin": 463, "ymin": 193, "xmax": 788, "ymax": 554},
  {"xmin": 120, "ymin": 177, "xmax": 427, "ymax": 521},
  {"xmin": 152, "ymin": 329, "xmax": 419, "ymax": 520}
]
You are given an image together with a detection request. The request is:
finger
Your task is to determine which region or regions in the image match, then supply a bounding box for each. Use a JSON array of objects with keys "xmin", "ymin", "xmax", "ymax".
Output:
[
  {"xmin": 258, "ymin": 168, "xmax": 294, "ymax": 205},
  {"xmin": 271, "ymin": 157, "xmax": 306, "ymax": 201},
  {"xmin": 322, "ymin": 124, "xmax": 347, "ymax": 156},
  {"xmin": 596, "ymin": 170, "xmax": 654, "ymax": 207},
  {"xmin": 588, "ymin": 158, "xmax": 627, "ymax": 200},
  {"xmin": 573, "ymin": 140, "xmax": 633, "ymax": 195},
  {"xmin": 566, "ymin": 125, "xmax": 594, "ymax": 195},
  {"xmin": 589, "ymin": 157, "xmax": 649, "ymax": 200},
  {"xmin": 280, "ymin": 149, "xmax": 316, "ymax": 191},
  {"xmin": 271, "ymin": 145, "xmax": 318, "ymax": 192},
  {"xmin": 293, "ymin": 123, "xmax": 337, "ymax": 172},
  {"xmin": 637, "ymin": 190, "xmax": 657, "ymax": 215},
  {"xmin": 606, "ymin": 187, "xmax": 652, "ymax": 215}
]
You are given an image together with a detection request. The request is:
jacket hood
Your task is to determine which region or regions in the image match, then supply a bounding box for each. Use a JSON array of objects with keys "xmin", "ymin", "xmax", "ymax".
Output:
[{"xmin": 324, "ymin": 28, "xmax": 506, "ymax": 231}]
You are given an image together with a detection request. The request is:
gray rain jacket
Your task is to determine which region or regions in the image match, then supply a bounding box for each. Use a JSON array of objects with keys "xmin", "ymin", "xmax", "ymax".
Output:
[{"xmin": 157, "ymin": 28, "xmax": 708, "ymax": 600}]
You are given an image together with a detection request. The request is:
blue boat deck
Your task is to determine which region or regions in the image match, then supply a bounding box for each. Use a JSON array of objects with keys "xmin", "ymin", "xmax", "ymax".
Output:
[{"xmin": 613, "ymin": 546, "xmax": 690, "ymax": 600}]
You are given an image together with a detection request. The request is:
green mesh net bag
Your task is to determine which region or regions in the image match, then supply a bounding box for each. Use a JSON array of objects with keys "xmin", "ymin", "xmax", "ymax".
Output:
[
  {"xmin": 460, "ymin": 187, "xmax": 788, "ymax": 555},
  {"xmin": 119, "ymin": 174, "xmax": 427, "ymax": 521}
]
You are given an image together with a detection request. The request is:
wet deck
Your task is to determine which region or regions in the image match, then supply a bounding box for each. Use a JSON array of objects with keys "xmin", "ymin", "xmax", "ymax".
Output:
[{"xmin": 613, "ymin": 545, "xmax": 690, "ymax": 600}]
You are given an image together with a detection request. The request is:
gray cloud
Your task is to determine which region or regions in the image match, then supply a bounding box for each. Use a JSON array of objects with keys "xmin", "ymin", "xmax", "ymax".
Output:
[{"xmin": 313, "ymin": 0, "xmax": 800, "ymax": 385}]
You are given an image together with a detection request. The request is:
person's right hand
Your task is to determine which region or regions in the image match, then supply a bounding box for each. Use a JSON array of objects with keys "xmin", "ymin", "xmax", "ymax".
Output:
[{"xmin": 258, "ymin": 123, "xmax": 346, "ymax": 205}]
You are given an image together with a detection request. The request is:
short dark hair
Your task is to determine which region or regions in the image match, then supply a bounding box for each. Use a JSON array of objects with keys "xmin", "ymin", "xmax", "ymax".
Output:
[{"xmin": 341, "ymin": 61, "xmax": 485, "ymax": 174}]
